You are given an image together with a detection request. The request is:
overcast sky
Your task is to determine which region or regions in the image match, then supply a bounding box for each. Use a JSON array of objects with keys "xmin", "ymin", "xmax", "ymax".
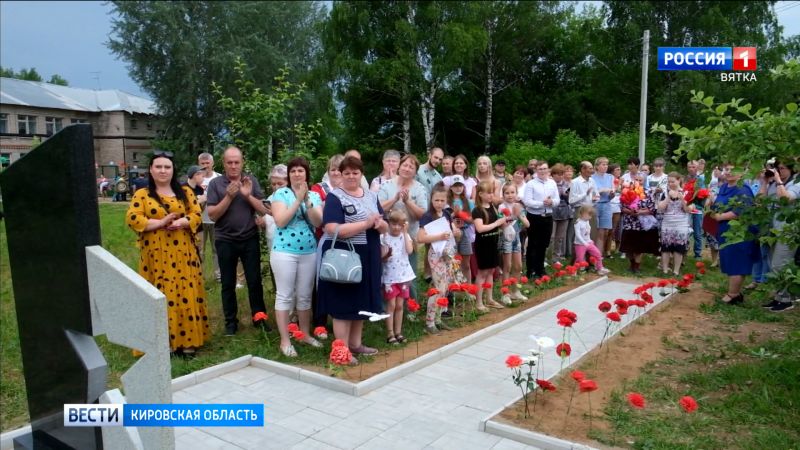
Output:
[{"xmin": 1, "ymin": 1, "xmax": 799, "ymax": 100}]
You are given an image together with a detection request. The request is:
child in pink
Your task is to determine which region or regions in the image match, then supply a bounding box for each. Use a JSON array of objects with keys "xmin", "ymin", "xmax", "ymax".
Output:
[{"xmin": 573, "ymin": 205, "xmax": 610, "ymax": 275}]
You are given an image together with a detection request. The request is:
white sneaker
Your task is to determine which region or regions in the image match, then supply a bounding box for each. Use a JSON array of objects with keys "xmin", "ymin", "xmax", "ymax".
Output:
[
  {"xmin": 598, "ymin": 268, "xmax": 611, "ymax": 276},
  {"xmin": 512, "ymin": 290, "xmax": 528, "ymax": 301},
  {"xmin": 500, "ymin": 294, "xmax": 513, "ymax": 306}
]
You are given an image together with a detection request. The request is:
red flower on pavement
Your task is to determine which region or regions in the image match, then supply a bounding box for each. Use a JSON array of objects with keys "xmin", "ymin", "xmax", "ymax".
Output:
[
  {"xmin": 657, "ymin": 279, "xmax": 669, "ymax": 288},
  {"xmin": 427, "ymin": 287, "xmax": 440, "ymax": 297},
  {"xmin": 579, "ymin": 379, "xmax": 598, "ymax": 393},
  {"xmin": 606, "ymin": 312, "xmax": 621, "ymax": 322},
  {"xmin": 558, "ymin": 316, "xmax": 574, "ymax": 327},
  {"xmin": 253, "ymin": 311, "xmax": 269, "ymax": 322},
  {"xmin": 614, "ymin": 298, "xmax": 628, "ymax": 308},
  {"xmin": 287, "ymin": 323, "xmax": 300, "ymax": 333},
  {"xmin": 500, "ymin": 287, "xmax": 510, "ymax": 294},
  {"xmin": 505, "ymin": 354, "xmax": 523, "ymax": 368},
  {"xmin": 482, "ymin": 282, "xmax": 492, "ymax": 289},
  {"xmin": 536, "ymin": 379, "xmax": 557, "ymax": 391},
  {"xmin": 407, "ymin": 299, "xmax": 421, "ymax": 312},
  {"xmin": 571, "ymin": 370, "xmax": 585, "ymax": 382},
  {"xmin": 556, "ymin": 342, "xmax": 572, "ymax": 357},
  {"xmin": 679, "ymin": 396, "xmax": 698, "ymax": 413},
  {"xmin": 617, "ymin": 305, "xmax": 629, "ymax": 316},
  {"xmin": 641, "ymin": 292, "xmax": 653, "ymax": 303},
  {"xmin": 553, "ymin": 262, "xmax": 563, "ymax": 270},
  {"xmin": 520, "ymin": 276, "xmax": 529, "ymax": 283},
  {"xmin": 633, "ymin": 286, "xmax": 644, "ymax": 295},
  {"xmin": 598, "ymin": 301, "xmax": 612, "ymax": 312},
  {"xmin": 436, "ymin": 297, "xmax": 449, "ymax": 308},
  {"xmin": 627, "ymin": 392, "xmax": 646, "ymax": 409}
]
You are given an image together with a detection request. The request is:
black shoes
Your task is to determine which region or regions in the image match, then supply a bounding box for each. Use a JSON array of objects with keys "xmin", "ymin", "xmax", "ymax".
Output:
[
  {"xmin": 722, "ymin": 294, "xmax": 744, "ymax": 305},
  {"xmin": 762, "ymin": 300, "xmax": 781, "ymax": 309},
  {"xmin": 770, "ymin": 302, "xmax": 794, "ymax": 312},
  {"xmin": 224, "ymin": 325, "xmax": 238, "ymax": 336}
]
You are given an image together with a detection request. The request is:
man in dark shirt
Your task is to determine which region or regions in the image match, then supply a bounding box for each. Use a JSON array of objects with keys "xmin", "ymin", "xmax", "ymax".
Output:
[
  {"xmin": 132, "ymin": 172, "xmax": 149, "ymax": 191},
  {"xmin": 206, "ymin": 147, "xmax": 269, "ymax": 335}
]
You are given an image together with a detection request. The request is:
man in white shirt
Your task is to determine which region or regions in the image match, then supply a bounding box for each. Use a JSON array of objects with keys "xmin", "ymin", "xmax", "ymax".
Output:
[
  {"xmin": 198, "ymin": 152, "xmax": 222, "ymax": 281},
  {"xmin": 522, "ymin": 161, "xmax": 560, "ymax": 278},
  {"xmin": 569, "ymin": 161, "xmax": 598, "ymax": 209}
]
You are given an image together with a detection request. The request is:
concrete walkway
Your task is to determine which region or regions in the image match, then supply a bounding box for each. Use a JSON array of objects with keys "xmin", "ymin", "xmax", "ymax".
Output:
[{"xmin": 173, "ymin": 279, "xmax": 659, "ymax": 449}]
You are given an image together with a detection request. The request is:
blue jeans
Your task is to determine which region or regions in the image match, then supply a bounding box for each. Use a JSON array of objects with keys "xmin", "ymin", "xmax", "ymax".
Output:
[
  {"xmin": 691, "ymin": 213, "xmax": 703, "ymax": 257},
  {"xmin": 751, "ymin": 243, "xmax": 771, "ymax": 283}
]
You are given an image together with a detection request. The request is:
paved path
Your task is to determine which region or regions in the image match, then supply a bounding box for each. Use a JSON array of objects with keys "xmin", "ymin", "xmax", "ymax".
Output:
[{"xmin": 173, "ymin": 279, "xmax": 658, "ymax": 449}]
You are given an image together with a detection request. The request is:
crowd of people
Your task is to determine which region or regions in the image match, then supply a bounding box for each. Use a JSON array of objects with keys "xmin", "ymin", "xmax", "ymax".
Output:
[{"xmin": 125, "ymin": 147, "xmax": 800, "ymax": 358}]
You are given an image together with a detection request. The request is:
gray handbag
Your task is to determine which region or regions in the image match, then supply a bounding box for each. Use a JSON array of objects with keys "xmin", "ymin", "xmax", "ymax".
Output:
[{"xmin": 319, "ymin": 225, "xmax": 362, "ymax": 284}]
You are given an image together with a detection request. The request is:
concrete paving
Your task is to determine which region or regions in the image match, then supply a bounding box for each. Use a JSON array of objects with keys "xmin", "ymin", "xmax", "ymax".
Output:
[{"xmin": 173, "ymin": 279, "xmax": 661, "ymax": 449}]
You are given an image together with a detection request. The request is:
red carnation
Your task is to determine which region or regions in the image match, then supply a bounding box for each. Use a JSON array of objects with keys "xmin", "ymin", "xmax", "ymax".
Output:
[
  {"xmin": 679, "ymin": 396, "xmax": 698, "ymax": 413},
  {"xmin": 508, "ymin": 277, "xmax": 518, "ymax": 284},
  {"xmin": 557, "ymin": 316, "xmax": 574, "ymax": 327},
  {"xmin": 427, "ymin": 287, "xmax": 440, "ymax": 296},
  {"xmin": 454, "ymin": 254, "xmax": 463, "ymax": 261},
  {"xmin": 287, "ymin": 323, "xmax": 300, "ymax": 333},
  {"xmin": 598, "ymin": 301, "xmax": 612, "ymax": 312},
  {"xmin": 500, "ymin": 287, "xmax": 510, "ymax": 294},
  {"xmin": 329, "ymin": 345, "xmax": 353, "ymax": 365},
  {"xmin": 460, "ymin": 283, "xmax": 471, "ymax": 291},
  {"xmin": 606, "ymin": 312, "xmax": 621, "ymax": 322},
  {"xmin": 436, "ymin": 297, "xmax": 449, "ymax": 308},
  {"xmin": 535, "ymin": 279, "xmax": 543, "ymax": 286},
  {"xmin": 571, "ymin": 370, "xmax": 585, "ymax": 382},
  {"xmin": 557, "ymin": 270, "xmax": 568, "ymax": 277},
  {"xmin": 683, "ymin": 274, "xmax": 694, "ymax": 282},
  {"xmin": 467, "ymin": 285, "xmax": 479, "ymax": 295},
  {"xmin": 695, "ymin": 261, "xmax": 705, "ymax": 269},
  {"xmin": 313, "ymin": 326, "xmax": 328, "ymax": 338},
  {"xmin": 253, "ymin": 311, "xmax": 269, "ymax": 322},
  {"xmin": 657, "ymin": 280, "xmax": 669, "ymax": 288},
  {"xmin": 505, "ymin": 354, "xmax": 523, "ymax": 368},
  {"xmin": 553, "ymin": 262, "xmax": 563, "ymax": 270},
  {"xmin": 556, "ymin": 342, "xmax": 572, "ymax": 357},
  {"xmin": 456, "ymin": 210, "xmax": 471, "ymax": 221},
  {"xmin": 541, "ymin": 275, "xmax": 551, "ymax": 283},
  {"xmin": 291, "ymin": 330, "xmax": 306, "ymax": 340},
  {"xmin": 614, "ymin": 299, "xmax": 627, "ymax": 308},
  {"xmin": 617, "ymin": 305, "xmax": 628, "ymax": 315},
  {"xmin": 633, "ymin": 286, "xmax": 644, "ymax": 295},
  {"xmin": 448, "ymin": 283, "xmax": 462, "ymax": 292},
  {"xmin": 520, "ymin": 276, "xmax": 529, "ymax": 283},
  {"xmin": 482, "ymin": 282, "xmax": 492, "ymax": 289},
  {"xmin": 696, "ymin": 188, "xmax": 709, "ymax": 199},
  {"xmin": 627, "ymin": 392, "xmax": 646, "ymax": 409},
  {"xmin": 588, "ymin": 256, "xmax": 597, "ymax": 264},
  {"xmin": 332, "ymin": 338, "xmax": 346, "ymax": 348},
  {"xmin": 502, "ymin": 279, "xmax": 512, "ymax": 286},
  {"xmin": 536, "ymin": 379, "xmax": 557, "ymax": 391},
  {"xmin": 579, "ymin": 379, "xmax": 598, "ymax": 392},
  {"xmin": 500, "ymin": 208, "xmax": 512, "ymax": 217},
  {"xmin": 699, "ymin": 268, "xmax": 706, "ymax": 275},
  {"xmin": 407, "ymin": 299, "xmax": 420, "ymax": 312}
]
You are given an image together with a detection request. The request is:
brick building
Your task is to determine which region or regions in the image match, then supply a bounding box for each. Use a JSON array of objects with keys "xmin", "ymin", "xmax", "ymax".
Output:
[{"xmin": 0, "ymin": 77, "xmax": 159, "ymax": 176}]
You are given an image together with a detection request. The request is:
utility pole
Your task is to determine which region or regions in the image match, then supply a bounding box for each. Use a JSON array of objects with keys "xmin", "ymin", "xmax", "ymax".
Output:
[{"xmin": 638, "ymin": 30, "xmax": 650, "ymax": 164}]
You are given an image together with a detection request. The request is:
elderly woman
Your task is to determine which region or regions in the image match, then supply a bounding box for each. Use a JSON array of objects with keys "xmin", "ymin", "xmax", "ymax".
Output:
[
  {"xmin": 764, "ymin": 160, "xmax": 799, "ymax": 312},
  {"xmin": 370, "ymin": 149, "xmax": 400, "ymax": 192},
  {"xmin": 709, "ymin": 165, "xmax": 758, "ymax": 305},
  {"xmin": 270, "ymin": 157, "xmax": 324, "ymax": 357},
  {"xmin": 379, "ymin": 154, "xmax": 429, "ymax": 291},
  {"xmin": 619, "ymin": 173, "xmax": 660, "ymax": 274},
  {"xmin": 126, "ymin": 151, "xmax": 207, "ymax": 355},
  {"xmin": 318, "ymin": 156, "xmax": 388, "ymax": 361}
]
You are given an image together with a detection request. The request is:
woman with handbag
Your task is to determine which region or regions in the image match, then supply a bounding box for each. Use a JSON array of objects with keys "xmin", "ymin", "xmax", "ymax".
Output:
[
  {"xmin": 270, "ymin": 157, "xmax": 324, "ymax": 357},
  {"xmin": 318, "ymin": 156, "xmax": 388, "ymax": 362}
]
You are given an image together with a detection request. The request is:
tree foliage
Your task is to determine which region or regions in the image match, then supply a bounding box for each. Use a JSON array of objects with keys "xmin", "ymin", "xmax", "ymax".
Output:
[
  {"xmin": 0, "ymin": 66, "xmax": 68, "ymax": 85},
  {"xmin": 108, "ymin": 1, "xmax": 329, "ymax": 159}
]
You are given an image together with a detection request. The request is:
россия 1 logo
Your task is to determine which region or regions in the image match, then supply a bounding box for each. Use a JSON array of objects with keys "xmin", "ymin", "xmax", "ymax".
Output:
[{"xmin": 658, "ymin": 47, "xmax": 757, "ymax": 82}]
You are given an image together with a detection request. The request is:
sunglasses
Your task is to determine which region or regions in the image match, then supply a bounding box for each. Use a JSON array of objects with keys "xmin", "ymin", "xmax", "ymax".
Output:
[{"xmin": 153, "ymin": 150, "xmax": 174, "ymax": 158}]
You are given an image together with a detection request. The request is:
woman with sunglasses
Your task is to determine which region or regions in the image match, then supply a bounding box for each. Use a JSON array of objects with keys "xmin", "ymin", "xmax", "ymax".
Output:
[{"xmin": 126, "ymin": 150, "xmax": 208, "ymax": 356}]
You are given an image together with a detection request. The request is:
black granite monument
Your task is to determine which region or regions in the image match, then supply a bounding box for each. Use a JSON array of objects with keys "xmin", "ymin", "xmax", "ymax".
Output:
[{"xmin": 0, "ymin": 125, "xmax": 106, "ymax": 449}]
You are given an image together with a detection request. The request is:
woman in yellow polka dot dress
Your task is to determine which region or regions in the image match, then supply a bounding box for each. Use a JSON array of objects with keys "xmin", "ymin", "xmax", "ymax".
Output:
[{"xmin": 126, "ymin": 151, "xmax": 209, "ymax": 355}]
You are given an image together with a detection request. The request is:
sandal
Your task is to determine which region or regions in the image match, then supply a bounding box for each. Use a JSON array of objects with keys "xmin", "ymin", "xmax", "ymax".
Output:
[
  {"xmin": 386, "ymin": 335, "xmax": 399, "ymax": 345},
  {"xmin": 436, "ymin": 321, "xmax": 453, "ymax": 331},
  {"xmin": 349, "ymin": 345, "xmax": 378, "ymax": 355},
  {"xmin": 395, "ymin": 334, "xmax": 407, "ymax": 343},
  {"xmin": 476, "ymin": 306, "xmax": 490, "ymax": 313},
  {"xmin": 280, "ymin": 344, "xmax": 298, "ymax": 357},
  {"xmin": 487, "ymin": 300, "xmax": 505, "ymax": 309},
  {"xmin": 302, "ymin": 336, "xmax": 323, "ymax": 348}
]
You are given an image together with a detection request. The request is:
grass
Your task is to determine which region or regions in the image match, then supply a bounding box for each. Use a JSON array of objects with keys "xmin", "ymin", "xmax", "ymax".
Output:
[{"xmin": 0, "ymin": 202, "xmax": 568, "ymax": 431}]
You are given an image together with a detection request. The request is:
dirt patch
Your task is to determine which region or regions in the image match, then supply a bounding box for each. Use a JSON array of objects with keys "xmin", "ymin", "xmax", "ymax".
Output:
[
  {"xmin": 297, "ymin": 275, "xmax": 599, "ymax": 381},
  {"xmin": 495, "ymin": 278, "xmax": 792, "ymax": 448}
]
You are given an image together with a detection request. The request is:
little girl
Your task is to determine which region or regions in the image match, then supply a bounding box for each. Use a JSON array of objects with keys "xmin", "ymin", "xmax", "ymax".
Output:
[
  {"xmin": 657, "ymin": 172, "xmax": 693, "ymax": 275},
  {"xmin": 380, "ymin": 209, "xmax": 415, "ymax": 344},
  {"xmin": 573, "ymin": 205, "xmax": 610, "ymax": 275},
  {"xmin": 499, "ymin": 183, "xmax": 529, "ymax": 301},
  {"xmin": 417, "ymin": 183, "xmax": 463, "ymax": 334},
  {"xmin": 448, "ymin": 175, "xmax": 474, "ymax": 282},
  {"xmin": 472, "ymin": 181, "xmax": 508, "ymax": 312}
]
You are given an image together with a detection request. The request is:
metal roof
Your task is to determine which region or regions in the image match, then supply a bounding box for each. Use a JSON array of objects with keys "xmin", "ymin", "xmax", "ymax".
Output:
[{"xmin": 0, "ymin": 77, "xmax": 156, "ymax": 115}]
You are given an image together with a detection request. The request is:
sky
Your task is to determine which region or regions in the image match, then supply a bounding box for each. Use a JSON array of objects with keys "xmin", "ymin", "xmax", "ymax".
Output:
[{"xmin": 1, "ymin": 1, "xmax": 799, "ymax": 100}]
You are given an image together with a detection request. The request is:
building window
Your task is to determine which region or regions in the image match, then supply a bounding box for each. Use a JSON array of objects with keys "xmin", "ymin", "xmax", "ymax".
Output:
[
  {"xmin": 130, "ymin": 119, "xmax": 138, "ymax": 129},
  {"xmin": 18, "ymin": 115, "xmax": 37, "ymax": 135},
  {"xmin": 71, "ymin": 118, "xmax": 88, "ymax": 124},
  {"xmin": 1, "ymin": 152, "xmax": 10, "ymax": 168},
  {"xmin": 45, "ymin": 117, "xmax": 63, "ymax": 136},
  {"xmin": 132, "ymin": 152, "xmax": 139, "ymax": 162},
  {"xmin": 0, "ymin": 114, "xmax": 7, "ymax": 133},
  {"xmin": 146, "ymin": 121, "xmax": 153, "ymax": 130}
]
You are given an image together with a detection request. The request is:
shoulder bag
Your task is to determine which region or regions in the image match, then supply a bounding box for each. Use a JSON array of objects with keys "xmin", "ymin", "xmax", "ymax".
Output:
[{"xmin": 319, "ymin": 225, "xmax": 362, "ymax": 284}]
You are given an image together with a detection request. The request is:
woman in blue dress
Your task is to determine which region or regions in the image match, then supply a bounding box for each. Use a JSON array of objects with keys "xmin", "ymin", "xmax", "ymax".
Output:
[
  {"xmin": 318, "ymin": 156, "xmax": 388, "ymax": 361},
  {"xmin": 709, "ymin": 165, "xmax": 758, "ymax": 305}
]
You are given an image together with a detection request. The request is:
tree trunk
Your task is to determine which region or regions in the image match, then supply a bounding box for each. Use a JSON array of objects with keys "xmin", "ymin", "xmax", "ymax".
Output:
[
  {"xmin": 485, "ymin": 44, "xmax": 494, "ymax": 153},
  {"xmin": 420, "ymin": 80, "xmax": 436, "ymax": 149},
  {"xmin": 402, "ymin": 101, "xmax": 411, "ymax": 153}
]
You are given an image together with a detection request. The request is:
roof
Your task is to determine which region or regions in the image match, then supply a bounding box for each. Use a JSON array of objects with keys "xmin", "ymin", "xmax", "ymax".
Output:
[{"xmin": 0, "ymin": 77, "xmax": 157, "ymax": 115}]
